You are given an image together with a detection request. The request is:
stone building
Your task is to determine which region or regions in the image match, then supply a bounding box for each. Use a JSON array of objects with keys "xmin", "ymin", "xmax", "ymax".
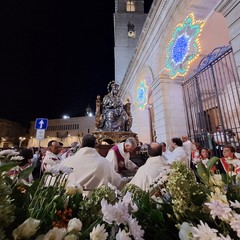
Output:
[
  {"xmin": 27, "ymin": 116, "xmax": 95, "ymax": 148},
  {"xmin": 0, "ymin": 119, "xmax": 27, "ymax": 148},
  {"xmin": 115, "ymin": 0, "xmax": 240, "ymax": 149}
]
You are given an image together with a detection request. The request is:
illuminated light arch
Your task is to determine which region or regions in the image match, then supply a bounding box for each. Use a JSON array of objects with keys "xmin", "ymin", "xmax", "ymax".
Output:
[
  {"xmin": 165, "ymin": 13, "xmax": 204, "ymax": 79},
  {"xmin": 136, "ymin": 80, "xmax": 148, "ymax": 110}
]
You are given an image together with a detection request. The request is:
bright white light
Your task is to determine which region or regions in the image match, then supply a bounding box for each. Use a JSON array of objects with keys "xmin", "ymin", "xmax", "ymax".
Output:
[
  {"xmin": 63, "ymin": 115, "xmax": 70, "ymax": 119},
  {"xmin": 88, "ymin": 112, "xmax": 93, "ymax": 117}
]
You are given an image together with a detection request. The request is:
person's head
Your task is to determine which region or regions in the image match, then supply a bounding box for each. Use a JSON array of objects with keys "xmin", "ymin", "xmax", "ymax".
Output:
[
  {"xmin": 47, "ymin": 140, "xmax": 61, "ymax": 155},
  {"xmin": 59, "ymin": 142, "xmax": 64, "ymax": 151},
  {"xmin": 81, "ymin": 134, "xmax": 96, "ymax": 148},
  {"xmin": 200, "ymin": 147, "xmax": 211, "ymax": 160},
  {"xmin": 171, "ymin": 138, "xmax": 183, "ymax": 148},
  {"xmin": 19, "ymin": 148, "xmax": 33, "ymax": 166},
  {"xmin": 192, "ymin": 142, "xmax": 201, "ymax": 151},
  {"xmin": 110, "ymin": 82, "xmax": 119, "ymax": 95},
  {"xmin": 222, "ymin": 145, "xmax": 236, "ymax": 159},
  {"xmin": 160, "ymin": 142, "xmax": 166, "ymax": 152},
  {"xmin": 216, "ymin": 125, "xmax": 223, "ymax": 132},
  {"xmin": 148, "ymin": 142, "xmax": 162, "ymax": 157},
  {"xmin": 181, "ymin": 135, "xmax": 189, "ymax": 142},
  {"xmin": 123, "ymin": 137, "xmax": 137, "ymax": 153}
]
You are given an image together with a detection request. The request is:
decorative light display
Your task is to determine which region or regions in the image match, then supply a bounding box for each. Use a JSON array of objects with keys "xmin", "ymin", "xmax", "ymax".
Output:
[
  {"xmin": 136, "ymin": 80, "xmax": 148, "ymax": 110},
  {"xmin": 165, "ymin": 13, "xmax": 204, "ymax": 79}
]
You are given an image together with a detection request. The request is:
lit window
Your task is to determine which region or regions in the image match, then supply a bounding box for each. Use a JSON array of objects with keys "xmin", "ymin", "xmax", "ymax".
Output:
[{"xmin": 126, "ymin": 0, "xmax": 135, "ymax": 12}]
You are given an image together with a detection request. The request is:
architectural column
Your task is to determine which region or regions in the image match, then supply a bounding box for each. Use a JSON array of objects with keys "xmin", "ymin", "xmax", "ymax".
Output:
[
  {"xmin": 215, "ymin": 0, "xmax": 240, "ymax": 78},
  {"xmin": 151, "ymin": 75, "xmax": 188, "ymax": 144}
]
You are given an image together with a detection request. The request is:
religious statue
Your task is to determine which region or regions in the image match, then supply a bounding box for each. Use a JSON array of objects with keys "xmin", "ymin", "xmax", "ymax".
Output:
[{"xmin": 95, "ymin": 81, "xmax": 132, "ymax": 132}]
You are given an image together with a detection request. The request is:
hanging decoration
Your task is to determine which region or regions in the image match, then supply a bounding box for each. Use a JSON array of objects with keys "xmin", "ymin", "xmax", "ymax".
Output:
[
  {"xmin": 136, "ymin": 80, "xmax": 148, "ymax": 110},
  {"xmin": 165, "ymin": 13, "xmax": 204, "ymax": 79}
]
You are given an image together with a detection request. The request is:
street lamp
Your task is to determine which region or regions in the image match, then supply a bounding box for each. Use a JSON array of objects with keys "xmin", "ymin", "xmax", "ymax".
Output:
[
  {"xmin": 19, "ymin": 137, "xmax": 26, "ymax": 148},
  {"xmin": 86, "ymin": 105, "xmax": 93, "ymax": 117},
  {"xmin": 63, "ymin": 115, "xmax": 70, "ymax": 119}
]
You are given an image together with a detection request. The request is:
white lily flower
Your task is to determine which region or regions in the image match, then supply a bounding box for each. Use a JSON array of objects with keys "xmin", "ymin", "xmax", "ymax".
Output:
[
  {"xmin": 12, "ymin": 217, "xmax": 40, "ymax": 240},
  {"xmin": 67, "ymin": 218, "xmax": 82, "ymax": 234}
]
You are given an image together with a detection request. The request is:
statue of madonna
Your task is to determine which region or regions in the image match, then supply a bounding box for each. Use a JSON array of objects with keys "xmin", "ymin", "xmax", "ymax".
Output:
[{"xmin": 97, "ymin": 81, "xmax": 131, "ymax": 132}]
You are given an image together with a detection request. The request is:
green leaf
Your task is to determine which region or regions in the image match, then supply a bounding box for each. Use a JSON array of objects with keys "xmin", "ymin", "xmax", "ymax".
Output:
[
  {"xmin": 0, "ymin": 162, "xmax": 18, "ymax": 172},
  {"xmin": 196, "ymin": 161, "xmax": 210, "ymax": 184},
  {"xmin": 206, "ymin": 156, "xmax": 219, "ymax": 170},
  {"xmin": 18, "ymin": 166, "xmax": 34, "ymax": 180}
]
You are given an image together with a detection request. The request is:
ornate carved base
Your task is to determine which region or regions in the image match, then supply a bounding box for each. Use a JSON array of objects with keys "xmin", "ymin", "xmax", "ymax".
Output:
[{"xmin": 93, "ymin": 131, "xmax": 138, "ymax": 145}]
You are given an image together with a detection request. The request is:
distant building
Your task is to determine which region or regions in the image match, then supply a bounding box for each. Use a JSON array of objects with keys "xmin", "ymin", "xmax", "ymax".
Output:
[
  {"xmin": 0, "ymin": 119, "xmax": 27, "ymax": 148},
  {"xmin": 27, "ymin": 116, "xmax": 95, "ymax": 148}
]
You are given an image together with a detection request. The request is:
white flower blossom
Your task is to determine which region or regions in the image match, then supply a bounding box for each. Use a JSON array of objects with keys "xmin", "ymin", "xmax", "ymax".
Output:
[
  {"xmin": 66, "ymin": 185, "xmax": 77, "ymax": 195},
  {"xmin": 0, "ymin": 149, "xmax": 19, "ymax": 157},
  {"xmin": 229, "ymin": 200, "xmax": 240, "ymax": 209},
  {"xmin": 178, "ymin": 222, "xmax": 194, "ymax": 240},
  {"xmin": 43, "ymin": 227, "xmax": 66, "ymax": 240},
  {"xmin": 218, "ymin": 234, "xmax": 232, "ymax": 240},
  {"xmin": 67, "ymin": 218, "xmax": 82, "ymax": 234},
  {"xmin": 45, "ymin": 164, "xmax": 73, "ymax": 176},
  {"xmin": 116, "ymin": 229, "xmax": 131, "ymax": 240},
  {"xmin": 10, "ymin": 156, "xmax": 24, "ymax": 161},
  {"xmin": 205, "ymin": 200, "xmax": 232, "ymax": 221},
  {"xmin": 64, "ymin": 234, "xmax": 78, "ymax": 240},
  {"xmin": 90, "ymin": 224, "xmax": 108, "ymax": 240},
  {"xmin": 127, "ymin": 216, "xmax": 144, "ymax": 240},
  {"xmin": 12, "ymin": 217, "xmax": 40, "ymax": 239},
  {"xmin": 101, "ymin": 199, "xmax": 129, "ymax": 225},
  {"xmin": 229, "ymin": 212, "xmax": 240, "ymax": 237},
  {"xmin": 192, "ymin": 221, "xmax": 218, "ymax": 239}
]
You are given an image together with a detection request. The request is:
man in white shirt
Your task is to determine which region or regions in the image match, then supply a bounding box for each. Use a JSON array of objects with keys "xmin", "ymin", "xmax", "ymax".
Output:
[
  {"xmin": 181, "ymin": 135, "xmax": 193, "ymax": 167},
  {"xmin": 60, "ymin": 134, "xmax": 127, "ymax": 196},
  {"xmin": 41, "ymin": 140, "xmax": 62, "ymax": 173},
  {"xmin": 162, "ymin": 137, "xmax": 188, "ymax": 165},
  {"xmin": 105, "ymin": 137, "xmax": 138, "ymax": 174},
  {"xmin": 129, "ymin": 142, "xmax": 169, "ymax": 191}
]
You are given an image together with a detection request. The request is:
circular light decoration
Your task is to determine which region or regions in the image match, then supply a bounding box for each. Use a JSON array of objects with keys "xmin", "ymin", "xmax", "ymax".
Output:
[
  {"xmin": 136, "ymin": 80, "xmax": 148, "ymax": 110},
  {"xmin": 165, "ymin": 13, "xmax": 204, "ymax": 79}
]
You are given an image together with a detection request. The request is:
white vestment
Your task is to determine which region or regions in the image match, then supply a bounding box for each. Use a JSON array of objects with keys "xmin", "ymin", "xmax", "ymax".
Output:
[
  {"xmin": 60, "ymin": 147, "xmax": 122, "ymax": 193},
  {"xmin": 105, "ymin": 142, "xmax": 137, "ymax": 173},
  {"xmin": 182, "ymin": 140, "xmax": 193, "ymax": 167},
  {"xmin": 162, "ymin": 146, "xmax": 188, "ymax": 165},
  {"xmin": 41, "ymin": 150, "xmax": 61, "ymax": 172},
  {"xmin": 129, "ymin": 156, "xmax": 169, "ymax": 191}
]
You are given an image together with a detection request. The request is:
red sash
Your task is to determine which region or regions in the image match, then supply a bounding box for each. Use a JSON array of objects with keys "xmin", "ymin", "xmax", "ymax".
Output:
[
  {"xmin": 111, "ymin": 145, "xmax": 126, "ymax": 173},
  {"xmin": 220, "ymin": 157, "xmax": 240, "ymax": 173}
]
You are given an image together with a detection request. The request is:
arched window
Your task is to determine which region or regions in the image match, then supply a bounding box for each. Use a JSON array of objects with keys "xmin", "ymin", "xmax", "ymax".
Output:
[{"xmin": 126, "ymin": 0, "xmax": 135, "ymax": 12}]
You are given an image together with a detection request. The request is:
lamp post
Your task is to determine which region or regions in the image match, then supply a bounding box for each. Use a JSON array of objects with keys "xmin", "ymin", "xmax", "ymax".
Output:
[
  {"xmin": 86, "ymin": 105, "xmax": 93, "ymax": 117},
  {"xmin": 19, "ymin": 137, "xmax": 26, "ymax": 148}
]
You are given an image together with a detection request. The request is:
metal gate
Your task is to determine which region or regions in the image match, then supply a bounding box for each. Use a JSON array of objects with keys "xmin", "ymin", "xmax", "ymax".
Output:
[{"xmin": 182, "ymin": 45, "xmax": 240, "ymax": 152}]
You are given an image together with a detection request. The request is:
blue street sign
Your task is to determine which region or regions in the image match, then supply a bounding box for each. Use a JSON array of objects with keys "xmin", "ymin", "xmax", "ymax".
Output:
[{"xmin": 35, "ymin": 118, "xmax": 48, "ymax": 130}]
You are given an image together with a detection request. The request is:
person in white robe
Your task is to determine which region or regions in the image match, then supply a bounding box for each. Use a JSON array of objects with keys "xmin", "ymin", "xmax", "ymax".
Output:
[
  {"xmin": 41, "ymin": 140, "xmax": 62, "ymax": 173},
  {"xmin": 128, "ymin": 142, "xmax": 169, "ymax": 191},
  {"xmin": 105, "ymin": 137, "xmax": 138, "ymax": 174},
  {"xmin": 182, "ymin": 135, "xmax": 193, "ymax": 167},
  {"xmin": 60, "ymin": 134, "xmax": 127, "ymax": 196},
  {"xmin": 162, "ymin": 137, "xmax": 188, "ymax": 165}
]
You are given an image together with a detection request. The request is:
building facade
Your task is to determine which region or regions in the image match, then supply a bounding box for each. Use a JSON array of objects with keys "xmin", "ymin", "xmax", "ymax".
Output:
[
  {"xmin": 116, "ymin": 0, "xmax": 240, "ymax": 147},
  {"xmin": 114, "ymin": 0, "xmax": 147, "ymax": 85},
  {"xmin": 0, "ymin": 119, "xmax": 27, "ymax": 148},
  {"xmin": 27, "ymin": 116, "xmax": 95, "ymax": 148}
]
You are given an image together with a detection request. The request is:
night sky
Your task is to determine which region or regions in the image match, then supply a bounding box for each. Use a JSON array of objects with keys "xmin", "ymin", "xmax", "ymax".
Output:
[{"xmin": 0, "ymin": 0, "xmax": 153, "ymax": 127}]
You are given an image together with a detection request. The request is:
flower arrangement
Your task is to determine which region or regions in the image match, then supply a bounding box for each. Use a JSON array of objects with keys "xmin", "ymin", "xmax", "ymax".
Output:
[{"xmin": 1, "ymin": 149, "xmax": 240, "ymax": 240}]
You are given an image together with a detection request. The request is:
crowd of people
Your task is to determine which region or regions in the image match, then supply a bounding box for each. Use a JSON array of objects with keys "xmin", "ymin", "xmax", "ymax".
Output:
[{"xmin": 3, "ymin": 128, "xmax": 240, "ymax": 196}]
